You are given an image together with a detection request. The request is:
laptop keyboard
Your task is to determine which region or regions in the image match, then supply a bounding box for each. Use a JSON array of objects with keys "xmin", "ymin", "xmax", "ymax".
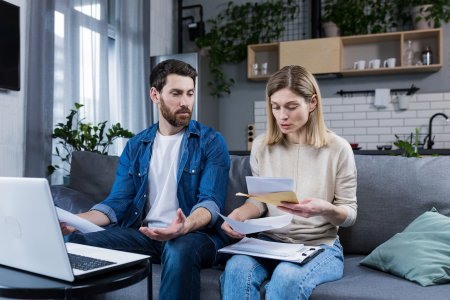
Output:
[{"xmin": 68, "ymin": 253, "xmax": 116, "ymax": 271}]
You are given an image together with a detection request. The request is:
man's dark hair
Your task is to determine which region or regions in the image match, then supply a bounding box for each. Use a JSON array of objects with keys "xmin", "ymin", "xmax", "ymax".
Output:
[{"xmin": 150, "ymin": 59, "xmax": 197, "ymax": 92}]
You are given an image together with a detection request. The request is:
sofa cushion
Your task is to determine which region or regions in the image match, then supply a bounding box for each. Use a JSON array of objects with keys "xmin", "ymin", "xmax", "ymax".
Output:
[
  {"xmin": 68, "ymin": 151, "xmax": 119, "ymax": 203},
  {"xmin": 339, "ymin": 155, "xmax": 450, "ymax": 255},
  {"xmin": 360, "ymin": 208, "xmax": 450, "ymax": 286},
  {"xmin": 311, "ymin": 255, "xmax": 450, "ymax": 300},
  {"xmin": 51, "ymin": 185, "xmax": 97, "ymax": 214},
  {"xmin": 224, "ymin": 155, "xmax": 252, "ymax": 215}
]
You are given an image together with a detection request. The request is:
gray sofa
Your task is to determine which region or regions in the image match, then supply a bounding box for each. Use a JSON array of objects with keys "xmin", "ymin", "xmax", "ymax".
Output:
[{"xmin": 52, "ymin": 151, "xmax": 450, "ymax": 299}]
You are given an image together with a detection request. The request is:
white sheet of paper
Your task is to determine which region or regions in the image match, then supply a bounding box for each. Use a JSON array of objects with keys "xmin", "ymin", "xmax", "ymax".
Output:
[
  {"xmin": 56, "ymin": 207, "xmax": 105, "ymax": 233},
  {"xmin": 246, "ymin": 176, "xmax": 294, "ymax": 195},
  {"xmin": 219, "ymin": 213, "xmax": 292, "ymax": 234}
]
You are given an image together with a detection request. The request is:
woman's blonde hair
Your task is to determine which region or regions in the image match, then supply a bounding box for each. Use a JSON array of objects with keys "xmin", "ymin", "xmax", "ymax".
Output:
[{"xmin": 265, "ymin": 65, "xmax": 330, "ymax": 147}]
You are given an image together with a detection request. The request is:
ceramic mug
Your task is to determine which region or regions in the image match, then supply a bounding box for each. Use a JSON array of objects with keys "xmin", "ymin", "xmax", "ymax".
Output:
[
  {"xmin": 353, "ymin": 60, "xmax": 366, "ymax": 70},
  {"xmin": 369, "ymin": 59, "xmax": 381, "ymax": 69},
  {"xmin": 260, "ymin": 62, "xmax": 268, "ymax": 75},
  {"xmin": 383, "ymin": 58, "xmax": 396, "ymax": 68},
  {"xmin": 252, "ymin": 63, "xmax": 259, "ymax": 76}
]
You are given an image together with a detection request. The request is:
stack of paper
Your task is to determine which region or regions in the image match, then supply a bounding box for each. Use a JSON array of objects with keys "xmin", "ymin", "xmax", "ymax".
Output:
[{"xmin": 219, "ymin": 237, "xmax": 323, "ymax": 264}]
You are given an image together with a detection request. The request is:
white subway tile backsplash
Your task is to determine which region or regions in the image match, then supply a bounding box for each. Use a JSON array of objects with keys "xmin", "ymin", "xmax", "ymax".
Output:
[
  {"xmin": 355, "ymin": 119, "xmax": 379, "ymax": 127},
  {"xmin": 254, "ymin": 101, "xmax": 265, "ymax": 108},
  {"xmin": 367, "ymin": 111, "xmax": 391, "ymax": 119},
  {"xmin": 431, "ymin": 101, "xmax": 450, "ymax": 109},
  {"xmin": 253, "ymin": 92, "xmax": 450, "ymax": 150},
  {"xmin": 254, "ymin": 123, "xmax": 266, "ymax": 130},
  {"xmin": 254, "ymin": 115, "xmax": 266, "ymax": 123},
  {"xmin": 409, "ymin": 102, "xmax": 430, "ymax": 110},
  {"xmin": 324, "ymin": 113, "xmax": 343, "ymax": 120},
  {"xmin": 417, "ymin": 93, "xmax": 444, "ymax": 101},
  {"xmin": 254, "ymin": 108, "xmax": 265, "ymax": 116},
  {"xmin": 343, "ymin": 112, "xmax": 366, "ymax": 120},
  {"xmin": 331, "ymin": 120, "xmax": 354, "ymax": 128},
  {"xmin": 331, "ymin": 105, "xmax": 355, "ymax": 113},
  {"xmin": 404, "ymin": 118, "xmax": 428, "ymax": 126},
  {"xmin": 323, "ymin": 97, "xmax": 343, "ymax": 105},
  {"xmin": 355, "ymin": 135, "xmax": 379, "ymax": 142},
  {"xmin": 380, "ymin": 119, "xmax": 403, "ymax": 126},
  {"xmin": 343, "ymin": 127, "xmax": 366, "ymax": 135},
  {"xmin": 367, "ymin": 127, "xmax": 391, "ymax": 134},
  {"xmin": 392, "ymin": 110, "xmax": 417, "ymax": 118},
  {"xmin": 354, "ymin": 104, "xmax": 372, "ymax": 111}
]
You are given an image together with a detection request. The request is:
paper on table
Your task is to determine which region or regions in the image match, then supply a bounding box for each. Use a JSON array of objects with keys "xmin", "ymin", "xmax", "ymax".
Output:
[
  {"xmin": 56, "ymin": 207, "xmax": 105, "ymax": 233},
  {"xmin": 219, "ymin": 213, "xmax": 293, "ymax": 234}
]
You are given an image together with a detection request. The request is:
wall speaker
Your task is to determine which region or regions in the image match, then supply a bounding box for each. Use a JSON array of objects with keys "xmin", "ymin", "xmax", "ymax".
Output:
[{"xmin": 247, "ymin": 124, "xmax": 255, "ymax": 151}]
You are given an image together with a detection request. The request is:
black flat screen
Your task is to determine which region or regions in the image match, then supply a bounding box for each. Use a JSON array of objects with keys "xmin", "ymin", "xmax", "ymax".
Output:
[{"xmin": 0, "ymin": 0, "xmax": 20, "ymax": 91}]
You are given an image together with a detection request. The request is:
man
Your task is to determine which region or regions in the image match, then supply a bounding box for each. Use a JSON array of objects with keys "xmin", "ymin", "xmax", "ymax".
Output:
[{"xmin": 63, "ymin": 59, "xmax": 230, "ymax": 299}]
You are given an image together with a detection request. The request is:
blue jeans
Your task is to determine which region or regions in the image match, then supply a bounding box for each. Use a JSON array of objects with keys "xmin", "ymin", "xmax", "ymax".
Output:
[
  {"xmin": 68, "ymin": 227, "xmax": 217, "ymax": 300},
  {"xmin": 220, "ymin": 239, "xmax": 344, "ymax": 300}
]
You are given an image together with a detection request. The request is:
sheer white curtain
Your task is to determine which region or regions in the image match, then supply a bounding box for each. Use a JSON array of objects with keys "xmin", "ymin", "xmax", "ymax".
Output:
[
  {"xmin": 51, "ymin": 0, "xmax": 150, "ymax": 184},
  {"xmin": 111, "ymin": 0, "xmax": 151, "ymax": 140}
]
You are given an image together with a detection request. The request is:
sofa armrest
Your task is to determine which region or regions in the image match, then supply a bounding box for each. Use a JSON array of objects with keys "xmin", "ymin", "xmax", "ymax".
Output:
[{"xmin": 51, "ymin": 185, "xmax": 96, "ymax": 214}]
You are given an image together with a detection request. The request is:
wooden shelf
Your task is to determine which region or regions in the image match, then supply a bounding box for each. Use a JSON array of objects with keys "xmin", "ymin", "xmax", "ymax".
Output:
[
  {"xmin": 247, "ymin": 42, "xmax": 278, "ymax": 80},
  {"xmin": 247, "ymin": 28, "xmax": 443, "ymax": 79}
]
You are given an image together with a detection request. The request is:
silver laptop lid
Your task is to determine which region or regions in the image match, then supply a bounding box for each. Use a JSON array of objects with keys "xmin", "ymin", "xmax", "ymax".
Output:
[{"xmin": 0, "ymin": 177, "xmax": 75, "ymax": 281}]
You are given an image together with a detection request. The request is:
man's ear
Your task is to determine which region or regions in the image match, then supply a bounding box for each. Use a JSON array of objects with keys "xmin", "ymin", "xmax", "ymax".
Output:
[
  {"xmin": 309, "ymin": 95, "xmax": 318, "ymax": 112},
  {"xmin": 150, "ymin": 87, "xmax": 160, "ymax": 104}
]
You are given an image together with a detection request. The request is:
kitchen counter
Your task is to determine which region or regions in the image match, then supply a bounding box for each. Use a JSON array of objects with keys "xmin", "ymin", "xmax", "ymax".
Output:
[
  {"xmin": 230, "ymin": 149, "xmax": 450, "ymax": 156},
  {"xmin": 354, "ymin": 149, "xmax": 450, "ymax": 155}
]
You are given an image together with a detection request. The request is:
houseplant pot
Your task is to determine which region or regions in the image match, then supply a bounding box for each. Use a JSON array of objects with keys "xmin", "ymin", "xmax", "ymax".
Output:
[
  {"xmin": 322, "ymin": 21, "xmax": 340, "ymax": 37},
  {"xmin": 412, "ymin": 4, "xmax": 434, "ymax": 29},
  {"xmin": 48, "ymin": 103, "xmax": 134, "ymax": 178},
  {"xmin": 410, "ymin": 0, "xmax": 450, "ymax": 29}
]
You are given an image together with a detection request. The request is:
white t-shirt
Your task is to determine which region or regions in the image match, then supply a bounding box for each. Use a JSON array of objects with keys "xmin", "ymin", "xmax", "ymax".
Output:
[{"xmin": 145, "ymin": 130, "xmax": 184, "ymax": 228}]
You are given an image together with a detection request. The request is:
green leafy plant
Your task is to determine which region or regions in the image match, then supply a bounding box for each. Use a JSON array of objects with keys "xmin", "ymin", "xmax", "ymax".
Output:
[
  {"xmin": 410, "ymin": 0, "xmax": 450, "ymax": 28},
  {"xmin": 394, "ymin": 128, "xmax": 421, "ymax": 158},
  {"xmin": 322, "ymin": 0, "xmax": 407, "ymax": 36},
  {"xmin": 48, "ymin": 103, "xmax": 134, "ymax": 175},
  {"xmin": 195, "ymin": 0, "xmax": 298, "ymax": 98}
]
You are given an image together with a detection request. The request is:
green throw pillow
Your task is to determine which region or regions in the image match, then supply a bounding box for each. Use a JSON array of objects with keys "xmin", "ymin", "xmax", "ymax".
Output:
[{"xmin": 360, "ymin": 208, "xmax": 450, "ymax": 286}]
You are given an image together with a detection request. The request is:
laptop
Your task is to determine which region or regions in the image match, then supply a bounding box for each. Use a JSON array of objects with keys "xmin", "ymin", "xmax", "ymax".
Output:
[{"xmin": 0, "ymin": 177, "xmax": 150, "ymax": 282}]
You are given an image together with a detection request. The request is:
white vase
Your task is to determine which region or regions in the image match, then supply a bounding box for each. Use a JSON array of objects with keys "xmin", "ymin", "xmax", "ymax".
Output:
[
  {"xmin": 322, "ymin": 22, "xmax": 340, "ymax": 37},
  {"xmin": 411, "ymin": 5, "xmax": 434, "ymax": 29}
]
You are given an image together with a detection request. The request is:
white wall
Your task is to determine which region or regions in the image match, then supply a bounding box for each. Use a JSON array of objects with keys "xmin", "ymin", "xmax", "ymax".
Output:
[
  {"xmin": 0, "ymin": 0, "xmax": 27, "ymax": 176},
  {"xmin": 254, "ymin": 92, "xmax": 450, "ymax": 150}
]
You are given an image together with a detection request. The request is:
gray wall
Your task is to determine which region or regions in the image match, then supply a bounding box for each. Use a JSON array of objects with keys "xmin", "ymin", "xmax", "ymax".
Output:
[{"xmin": 182, "ymin": 0, "xmax": 450, "ymax": 151}]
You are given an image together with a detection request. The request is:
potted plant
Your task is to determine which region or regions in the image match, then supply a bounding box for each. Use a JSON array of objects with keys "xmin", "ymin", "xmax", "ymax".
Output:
[
  {"xmin": 195, "ymin": 0, "xmax": 298, "ymax": 98},
  {"xmin": 322, "ymin": 1, "xmax": 410, "ymax": 36},
  {"xmin": 48, "ymin": 103, "xmax": 134, "ymax": 177},
  {"xmin": 322, "ymin": 0, "xmax": 369, "ymax": 36},
  {"xmin": 410, "ymin": 0, "xmax": 450, "ymax": 29}
]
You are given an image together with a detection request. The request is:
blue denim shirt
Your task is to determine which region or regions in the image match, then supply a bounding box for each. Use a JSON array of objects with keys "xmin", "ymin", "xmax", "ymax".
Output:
[{"xmin": 92, "ymin": 120, "xmax": 230, "ymax": 246}]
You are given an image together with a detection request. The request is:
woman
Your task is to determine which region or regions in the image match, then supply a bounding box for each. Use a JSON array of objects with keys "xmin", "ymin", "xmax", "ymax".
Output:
[{"xmin": 220, "ymin": 65, "xmax": 357, "ymax": 300}]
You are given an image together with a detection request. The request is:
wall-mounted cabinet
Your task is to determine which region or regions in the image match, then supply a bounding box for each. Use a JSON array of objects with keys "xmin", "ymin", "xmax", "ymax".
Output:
[
  {"xmin": 247, "ymin": 28, "xmax": 442, "ymax": 80},
  {"xmin": 279, "ymin": 37, "xmax": 341, "ymax": 74}
]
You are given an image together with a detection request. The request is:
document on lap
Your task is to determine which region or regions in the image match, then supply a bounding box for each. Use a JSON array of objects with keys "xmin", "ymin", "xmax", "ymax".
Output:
[
  {"xmin": 219, "ymin": 237, "xmax": 323, "ymax": 264},
  {"xmin": 56, "ymin": 207, "xmax": 104, "ymax": 233},
  {"xmin": 219, "ymin": 213, "xmax": 293, "ymax": 234},
  {"xmin": 236, "ymin": 176, "xmax": 299, "ymax": 206}
]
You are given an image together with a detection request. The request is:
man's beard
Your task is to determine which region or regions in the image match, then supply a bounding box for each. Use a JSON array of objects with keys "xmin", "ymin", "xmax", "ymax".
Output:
[{"xmin": 160, "ymin": 96, "xmax": 192, "ymax": 127}]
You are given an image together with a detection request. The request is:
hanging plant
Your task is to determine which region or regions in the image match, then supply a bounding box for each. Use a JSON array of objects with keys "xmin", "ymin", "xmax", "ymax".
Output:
[{"xmin": 195, "ymin": 0, "xmax": 299, "ymax": 98}]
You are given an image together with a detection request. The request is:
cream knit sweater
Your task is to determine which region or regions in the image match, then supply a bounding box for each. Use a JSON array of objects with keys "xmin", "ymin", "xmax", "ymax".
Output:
[{"xmin": 247, "ymin": 133, "xmax": 357, "ymax": 246}]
